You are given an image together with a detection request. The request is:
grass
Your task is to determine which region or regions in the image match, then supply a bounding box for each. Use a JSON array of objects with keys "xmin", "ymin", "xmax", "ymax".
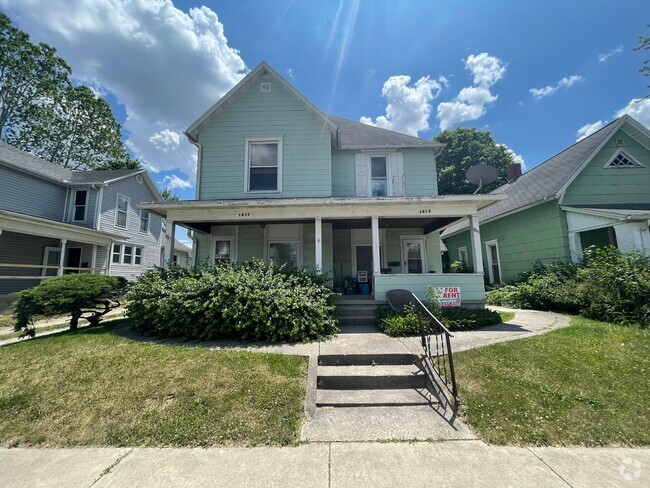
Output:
[
  {"xmin": 1, "ymin": 313, "xmax": 126, "ymax": 339},
  {"xmin": 497, "ymin": 311, "xmax": 515, "ymax": 323},
  {"xmin": 0, "ymin": 315, "xmax": 12, "ymax": 328},
  {"xmin": 0, "ymin": 321, "xmax": 308, "ymax": 447},
  {"xmin": 455, "ymin": 316, "xmax": 650, "ymax": 446}
]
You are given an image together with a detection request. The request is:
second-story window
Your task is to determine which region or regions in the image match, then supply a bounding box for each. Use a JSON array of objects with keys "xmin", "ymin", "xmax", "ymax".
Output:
[
  {"xmin": 73, "ymin": 190, "xmax": 87, "ymax": 221},
  {"xmin": 139, "ymin": 210, "xmax": 150, "ymax": 234},
  {"xmin": 115, "ymin": 194, "xmax": 129, "ymax": 229},
  {"xmin": 371, "ymin": 156, "xmax": 388, "ymax": 197},
  {"xmin": 246, "ymin": 139, "xmax": 281, "ymax": 192}
]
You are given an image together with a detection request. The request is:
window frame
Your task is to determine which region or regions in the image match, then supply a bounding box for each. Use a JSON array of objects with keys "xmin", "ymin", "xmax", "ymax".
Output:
[
  {"xmin": 115, "ymin": 193, "xmax": 130, "ymax": 229},
  {"xmin": 112, "ymin": 243, "xmax": 143, "ymax": 266},
  {"xmin": 134, "ymin": 247, "xmax": 143, "ymax": 265},
  {"xmin": 458, "ymin": 246, "xmax": 468, "ymax": 266},
  {"xmin": 485, "ymin": 239, "xmax": 502, "ymax": 284},
  {"xmin": 139, "ymin": 210, "xmax": 150, "ymax": 234},
  {"xmin": 72, "ymin": 189, "xmax": 88, "ymax": 222},
  {"xmin": 603, "ymin": 150, "xmax": 645, "ymax": 169},
  {"xmin": 268, "ymin": 240, "xmax": 301, "ymax": 269},
  {"xmin": 244, "ymin": 137, "xmax": 283, "ymax": 193},
  {"xmin": 370, "ymin": 155, "xmax": 389, "ymax": 197},
  {"xmin": 111, "ymin": 244, "xmax": 121, "ymax": 264}
]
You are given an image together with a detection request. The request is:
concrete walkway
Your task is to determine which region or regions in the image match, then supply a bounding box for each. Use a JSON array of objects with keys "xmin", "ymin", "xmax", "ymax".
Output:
[{"xmin": 1, "ymin": 442, "xmax": 647, "ymax": 487}]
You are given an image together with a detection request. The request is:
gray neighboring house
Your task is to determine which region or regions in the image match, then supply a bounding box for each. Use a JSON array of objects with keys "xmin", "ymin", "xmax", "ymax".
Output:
[
  {"xmin": 0, "ymin": 142, "xmax": 164, "ymax": 294},
  {"xmin": 173, "ymin": 239, "xmax": 191, "ymax": 268}
]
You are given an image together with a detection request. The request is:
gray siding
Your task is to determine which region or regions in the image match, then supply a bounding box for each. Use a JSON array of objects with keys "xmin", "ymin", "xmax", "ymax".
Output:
[
  {"xmin": 99, "ymin": 176, "xmax": 162, "ymax": 280},
  {"xmin": 0, "ymin": 165, "xmax": 67, "ymax": 221}
]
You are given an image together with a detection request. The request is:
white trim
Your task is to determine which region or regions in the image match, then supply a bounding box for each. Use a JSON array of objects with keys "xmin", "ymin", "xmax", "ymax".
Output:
[
  {"xmin": 71, "ymin": 189, "xmax": 88, "ymax": 222},
  {"xmin": 485, "ymin": 239, "xmax": 502, "ymax": 284},
  {"xmin": 244, "ymin": 137, "xmax": 283, "ymax": 194},
  {"xmin": 94, "ymin": 186, "xmax": 104, "ymax": 230},
  {"xmin": 369, "ymin": 154, "xmax": 389, "ymax": 197},
  {"xmin": 91, "ymin": 244, "xmax": 98, "ymax": 273},
  {"xmin": 603, "ymin": 149, "xmax": 645, "ymax": 168},
  {"xmin": 400, "ymin": 236, "xmax": 427, "ymax": 274},
  {"xmin": 210, "ymin": 235, "xmax": 238, "ymax": 263},
  {"xmin": 114, "ymin": 193, "xmax": 130, "ymax": 230},
  {"xmin": 42, "ymin": 246, "xmax": 61, "ymax": 277}
]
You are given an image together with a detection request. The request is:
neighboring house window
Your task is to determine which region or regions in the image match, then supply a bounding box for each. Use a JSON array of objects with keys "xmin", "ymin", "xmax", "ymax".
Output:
[
  {"xmin": 269, "ymin": 241, "xmax": 299, "ymax": 269},
  {"xmin": 115, "ymin": 194, "xmax": 130, "ymax": 228},
  {"xmin": 371, "ymin": 156, "xmax": 388, "ymax": 197},
  {"xmin": 458, "ymin": 247, "xmax": 468, "ymax": 265},
  {"xmin": 485, "ymin": 240, "xmax": 502, "ymax": 284},
  {"xmin": 73, "ymin": 190, "xmax": 88, "ymax": 222},
  {"xmin": 123, "ymin": 246, "xmax": 133, "ymax": 265},
  {"xmin": 134, "ymin": 247, "xmax": 142, "ymax": 265},
  {"xmin": 604, "ymin": 150, "xmax": 644, "ymax": 168},
  {"xmin": 112, "ymin": 244, "xmax": 121, "ymax": 264},
  {"xmin": 173, "ymin": 254, "xmax": 178, "ymax": 263},
  {"xmin": 246, "ymin": 138, "xmax": 282, "ymax": 192},
  {"xmin": 139, "ymin": 210, "xmax": 150, "ymax": 234},
  {"xmin": 112, "ymin": 244, "xmax": 143, "ymax": 265}
]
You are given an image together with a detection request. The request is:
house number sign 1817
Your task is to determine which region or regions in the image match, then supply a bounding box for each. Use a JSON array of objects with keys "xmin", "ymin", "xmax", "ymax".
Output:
[{"xmin": 238, "ymin": 212, "xmax": 251, "ymax": 217}]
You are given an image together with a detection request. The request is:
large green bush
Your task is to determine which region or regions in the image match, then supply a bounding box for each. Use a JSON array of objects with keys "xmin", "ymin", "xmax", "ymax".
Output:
[
  {"xmin": 376, "ymin": 305, "xmax": 501, "ymax": 336},
  {"xmin": 14, "ymin": 274, "xmax": 126, "ymax": 331},
  {"xmin": 127, "ymin": 260, "xmax": 339, "ymax": 343},
  {"xmin": 486, "ymin": 247, "xmax": 650, "ymax": 326}
]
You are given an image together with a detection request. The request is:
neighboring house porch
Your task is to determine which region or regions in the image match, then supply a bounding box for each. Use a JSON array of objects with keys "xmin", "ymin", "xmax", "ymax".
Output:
[{"xmin": 142, "ymin": 194, "xmax": 504, "ymax": 306}]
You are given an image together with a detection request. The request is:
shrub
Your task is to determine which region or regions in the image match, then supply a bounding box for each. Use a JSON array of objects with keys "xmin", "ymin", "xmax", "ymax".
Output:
[
  {"xmin": 127, "ymin": 260, "xmax": 339, "ymax": 343},
  {"xmin": 13, "ymin": 274, "xmax": 126, "ymax": 332}
]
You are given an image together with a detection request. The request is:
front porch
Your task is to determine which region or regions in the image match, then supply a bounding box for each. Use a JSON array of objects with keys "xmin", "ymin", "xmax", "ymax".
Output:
[{"xmin": 142, "ymin": 195, "xmax": 504, "ymax": 307}]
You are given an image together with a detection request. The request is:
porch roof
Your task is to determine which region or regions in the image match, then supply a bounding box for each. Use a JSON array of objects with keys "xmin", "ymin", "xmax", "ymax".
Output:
[
  {"xmin": 0, "ymin": 210, "xmax": 126, "ymax": 246},
  {"xmin": 140, "ymin": 195, "xmax": 506, "ymax": 234}
]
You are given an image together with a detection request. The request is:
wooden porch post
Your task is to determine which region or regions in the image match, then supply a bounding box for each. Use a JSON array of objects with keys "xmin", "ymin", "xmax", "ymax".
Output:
[
  {"xmin": 315, "ymin": 217, "xmax": 323, "ymax": 273},
  {"xmin": 371, "ymin": 216, "xmax": 381, "ymax": 275},
  {"xmin": 469, "ymin": 214, "xmax": 484, "ymax": 274},
  {"xmin": 165, "ymin": 220, "xmax": 175, "ymax": 266},
  {"xmin": 58, "ymin": 239, "xmax": 67, "ymax": 276}
]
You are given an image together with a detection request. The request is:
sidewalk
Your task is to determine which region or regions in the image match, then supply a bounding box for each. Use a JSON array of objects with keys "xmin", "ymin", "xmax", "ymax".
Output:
[{"xmin": 1, "ymin": 441, "xmax": 647, "ymax": 487}]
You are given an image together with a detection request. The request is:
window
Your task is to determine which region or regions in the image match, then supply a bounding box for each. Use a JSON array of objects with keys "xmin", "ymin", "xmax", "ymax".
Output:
[
  {"xmin": 214, "ymin": 240, "xmax": 232, "ymax": 263},
  {"xmin": 139, "ymin": 210, "xmax": 150, "ymax": 234},
  {"xmin": 72, "ymin": 190, "xmax": 87, "ymax": 221},
  {"xmin": 269, "ymin": 241, "xmax": 299, "ymax": 269},
  {"xmin": 112, "ymin": 244, "xmax": 121, "ymax": 264},
  {"xmin": 246, "ymin": 139, "xmax": 281, "ymax": 192},
  {"xmin": 371, "ymin": 156, "xmax": 388, "ymax": 197},
  {"xmin": 134, "ymin": 247, "xmax": 142, "ymax": 265},
  {"xmin": 604, "ymin": 150, "xmax": 644, "ymax": 168},
  {"xmin": 458, "ymin": 247, "xmax": 468, "ymax": 265},
  {"xmin": 485, "ymin": 240, "xmax": 502, "ymax": 284},
  {"xmin": 123, "ymin": 246, "xmax": 133, "ymax": 265},
  {"xmin": 115, "ymin": 194, "xmax": 129, "ymax": 228}
]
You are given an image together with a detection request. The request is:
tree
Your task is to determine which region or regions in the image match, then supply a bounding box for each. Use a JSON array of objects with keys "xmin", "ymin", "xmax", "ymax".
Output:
[
  {"xmin": 635, "ymin": 29, "xmax": 649, "ymax": 97},
  {"xmin": 13, "ymin": 274, "xmax": 127, "ymax": 333},
  {"xmin": 7, "ymin": 84, "xmax": 139, "ymax": 170},
  {"xmin": 161, "ymin": 187, "xmax": 180, "ymax": 201},
  {"xmin": 433, "ymin": 127, "xmax": 515, "ymax": 195},
  {"xmin": 0, "ymin": 13, "xmax": 138, "ymax": 170},
  {"xmin": 0, "ymin": 12, "xmax": 70, "ymax": 139}
]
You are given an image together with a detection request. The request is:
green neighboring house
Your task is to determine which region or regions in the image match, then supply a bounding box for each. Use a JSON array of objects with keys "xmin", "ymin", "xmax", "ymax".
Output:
[
  {"xmin": 443, "ymin": 115, "xmax": 650, "ymax": 283},
  {"xmin": 140, "ymin": 61, "xmax": 504, "ymax": 306}
]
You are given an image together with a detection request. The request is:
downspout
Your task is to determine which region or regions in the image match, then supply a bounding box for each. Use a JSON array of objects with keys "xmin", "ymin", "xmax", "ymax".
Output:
[
  {"xmin": 92, "ymin": 184, "xmax": 105, "ymax": 230},
  {"xmin": 62, "ymin": 187, "xmax": 70, "ymax": 222}
]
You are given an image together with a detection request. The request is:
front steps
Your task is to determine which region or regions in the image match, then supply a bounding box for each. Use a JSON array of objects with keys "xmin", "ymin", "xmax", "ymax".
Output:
[{"xmin": 337, "ymin": 296, "xmax": 388, "ymax": 327}]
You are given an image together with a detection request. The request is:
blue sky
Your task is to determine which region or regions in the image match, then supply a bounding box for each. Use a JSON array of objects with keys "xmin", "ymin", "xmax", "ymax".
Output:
[{"xmin": 1, "ymin": 0, "xmax": 649, "ymax": 204}]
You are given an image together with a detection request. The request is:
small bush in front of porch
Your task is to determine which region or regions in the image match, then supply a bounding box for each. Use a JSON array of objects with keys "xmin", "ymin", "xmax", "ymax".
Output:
[
  {"xmin": 13, "ymin": 274, "xmax": 126, "ymax": 333},
  {"xmin": 376, "ymin": 306, "xmax": 502, "ymax": 336},
  {"xmin": 127, "ymin": 260, "xmax": 339, "ymax": 343}
]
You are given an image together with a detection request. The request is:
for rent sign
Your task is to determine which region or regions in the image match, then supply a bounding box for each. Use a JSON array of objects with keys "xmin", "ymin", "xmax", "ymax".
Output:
[{"xmin": 436, "ymin": 287, "xmax": 462, "ymax": 307}]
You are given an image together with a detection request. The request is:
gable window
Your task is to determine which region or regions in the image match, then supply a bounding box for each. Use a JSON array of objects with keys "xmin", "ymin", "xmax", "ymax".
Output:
[
  {"xmin": 246, "ymin": 138, "xmax": 282, "ymax": 192},
  {"xmin": 604, "ymin": 150, "xmax": 644, "ymax": 168},
  {"xmin": 73, "ymin": 190, "xmax": 87, "ymax": 222},
  {"xmin": 115, "ymin": 194, "xmax": 130, "ymax": 228},
  {"xmin": 139, "ymin": 210, "xmax": 150, "ymax": 234},
  {"xmin": 371, "ymin": 156, "xmax": 388, "ymax": 197}
]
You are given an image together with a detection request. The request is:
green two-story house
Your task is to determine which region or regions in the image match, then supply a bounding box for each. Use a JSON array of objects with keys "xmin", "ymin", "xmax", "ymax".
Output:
[
  {"xmin": 141, "ymin": 62, "xmax": 503, "ymax": 305},
  {"xmin": 443, "ymin": 115, "xmax": 650, "ymax": 283}
]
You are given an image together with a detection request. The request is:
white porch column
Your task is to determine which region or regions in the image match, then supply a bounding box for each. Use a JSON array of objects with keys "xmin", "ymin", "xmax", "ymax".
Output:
[
  {"xmin": 165, "ymin": 220, "xmax": 176, "ymax": 266},
  {"xmin": 371, "ymin": 216, "xmax": 381, "ymax": 275},
  {"xmin": 314, "ymin": 217, "xmax": 323, "ymax": 273},
  {"xmin": 58, "ymin": 239, "xmax": 67, "ymax": 276},
  {"xmin": 91, "ymin": 244, "xmax": 97, "ymax": 274},
  {"xmin": 469, "ymin": 214, "xmax": 484, "ymax": 274},
  {"xmin": 106, "ymin": 242, "xmax": 113, "ymax": 276},
  {"xmin": 568, "ymin": 231, "xmax": 583, "ymax": 262}
]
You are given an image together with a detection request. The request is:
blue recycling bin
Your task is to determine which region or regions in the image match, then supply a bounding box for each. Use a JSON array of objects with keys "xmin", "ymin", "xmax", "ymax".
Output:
[{"xmin": 359, "ymin": 283, "xmax": 370, "ymax": 295}]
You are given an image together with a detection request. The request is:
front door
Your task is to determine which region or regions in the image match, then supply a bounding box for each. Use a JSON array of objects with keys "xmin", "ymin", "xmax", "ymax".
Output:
[
  {"xmin": 42, "ymin": 247, "xmax": 61, "ymax": 277},
  {"xmin": 66, "ymin": 248, "xmax": 82, "ymax": 273},
  {"xmin": 402, "ymin": 239, "xmax": 425, "ymax": 274}
]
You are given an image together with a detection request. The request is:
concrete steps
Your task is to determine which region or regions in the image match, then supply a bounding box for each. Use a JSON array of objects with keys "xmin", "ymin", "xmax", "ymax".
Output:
[
  {"xmin": 337, "ymin": 298, "xmax": 388, "ymax": 327},
  {"xmin": 316, "ymin": 388, "xmax": 434, "ymax": 407}
]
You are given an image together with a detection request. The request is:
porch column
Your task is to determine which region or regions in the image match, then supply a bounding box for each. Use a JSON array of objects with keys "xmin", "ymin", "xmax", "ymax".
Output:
[
  {"xmin": 165, "ymin": 220, "xmax": 175, "ymax": 266},
  {"xmin": 314, "ymin": 217, "xmax": 323, "ymax": 273},
  {"xmin": 469, "ymin": 214, "xmax": 484, "ymax": 274},
  {"xmin": 58, "ymin": 239, "xmax": 67, "ymax": 276},
  {"xmin": 371, "ymin": 216, "xmax": 381, "ymax": 275},
  {"xmin": 568, "ymin": 231, "xmax": 583, "ymax": 262},
  {"xmin": 91, "ymin": 244, "xmax": 97, "ymax": 274}
]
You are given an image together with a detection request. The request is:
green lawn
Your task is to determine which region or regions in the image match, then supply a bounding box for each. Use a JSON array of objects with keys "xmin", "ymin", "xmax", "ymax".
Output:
[
  {"xmin": 497, "ymin": 311, "xmax": 515, "ymax": 323},
  {"xmin": 0, "ymin": 321, "xmax": 307, "ymax": 447},
  {"xmin": 455, "ymin": 316, "xmax": 650, "ymax": 446}
]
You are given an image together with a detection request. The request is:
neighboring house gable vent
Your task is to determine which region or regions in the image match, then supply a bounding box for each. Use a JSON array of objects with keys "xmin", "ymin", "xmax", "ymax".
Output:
[
  {"xmin": 135, "ymin": 174, "xmax": 143, "ymax": 184},
  {"xmin": 605, "ymin": 150, "xmax": 644, "ymax": 168},
  {"xmin": 615, "ymin": 138, "xmax": 625, "ymax": 146},
  {"xmin": 260, "ymin": 82, "xmax": 271, "ymax": 92}
]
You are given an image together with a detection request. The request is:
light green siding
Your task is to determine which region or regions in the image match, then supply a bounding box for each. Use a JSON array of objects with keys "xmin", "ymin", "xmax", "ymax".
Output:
[
  {"xmin": 197, "ymin": 77, "xmax": 332, "ymax": 200},
  {"xmin": 445, "ymin": 201, "xmax": 570, "ymax": 281},
  {"xmin": 238, "ymin": 225, "xmax": 265, "ymax": 262},
  {"xmin": 563, "ymin": 129, "xmax": 650, "ymax": 206},
  {"xmin": 331, "ymin": 150, "xmax": 356, "ymax": 197},
  {"xmin": 426, "ymin": 232, "xmax": 443, "ymax": 273},
  {"xmin": 302, "ymin": 223, "xmax": 333, "ymax": 274},
  {"xmin": 194, "ymin": 233, "xmax": 211, "ymax": 264},
  {"xmin": 403, "ymin": 148, "xmax": 438, "ymax": 196},
  {"xmin": 374, "ymin": 274, "xmax": 485, "ymax": 303}
]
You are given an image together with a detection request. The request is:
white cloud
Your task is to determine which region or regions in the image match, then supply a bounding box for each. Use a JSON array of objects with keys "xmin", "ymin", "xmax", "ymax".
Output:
[
  {"xmin": 499, "ymin": 144, "xmax": 527, "ymax": 170},
  {"xmin": 598, "ymin": 45, "xmax": 623, "ymax": 63},
  {"xmin": 529, "ymin": 75, "xmax": 583, "ymax": 99},
  {"xmin": 360, "ymin": 75, "xmax": 446, "ymax": 136},
  {"xmin": 0, "ymin": 0, "xmax": 247, "ymax": 176},
  {"xmin": 436, "ymin": 53, "xmax": 506, "ymax": 130},
  {"xmin": 161, "ymin": 174, "xmax": 193, "ymax": 190},
  {"xmin": 287, "ymin": 68, "xmax": 295, "ymax": 79},
  {"xmin": 616, "ymin": 98, "xmax": 650, "ymax": 127},
  {"xmin": 576, "ymin": 121, "xmax": 605, "ymax": 141}
]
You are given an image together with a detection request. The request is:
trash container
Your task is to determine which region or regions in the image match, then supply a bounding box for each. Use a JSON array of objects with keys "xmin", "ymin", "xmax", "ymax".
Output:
[{"xmin": 359, "ymin": 283, "xmax": 370, "ymax": 295}]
